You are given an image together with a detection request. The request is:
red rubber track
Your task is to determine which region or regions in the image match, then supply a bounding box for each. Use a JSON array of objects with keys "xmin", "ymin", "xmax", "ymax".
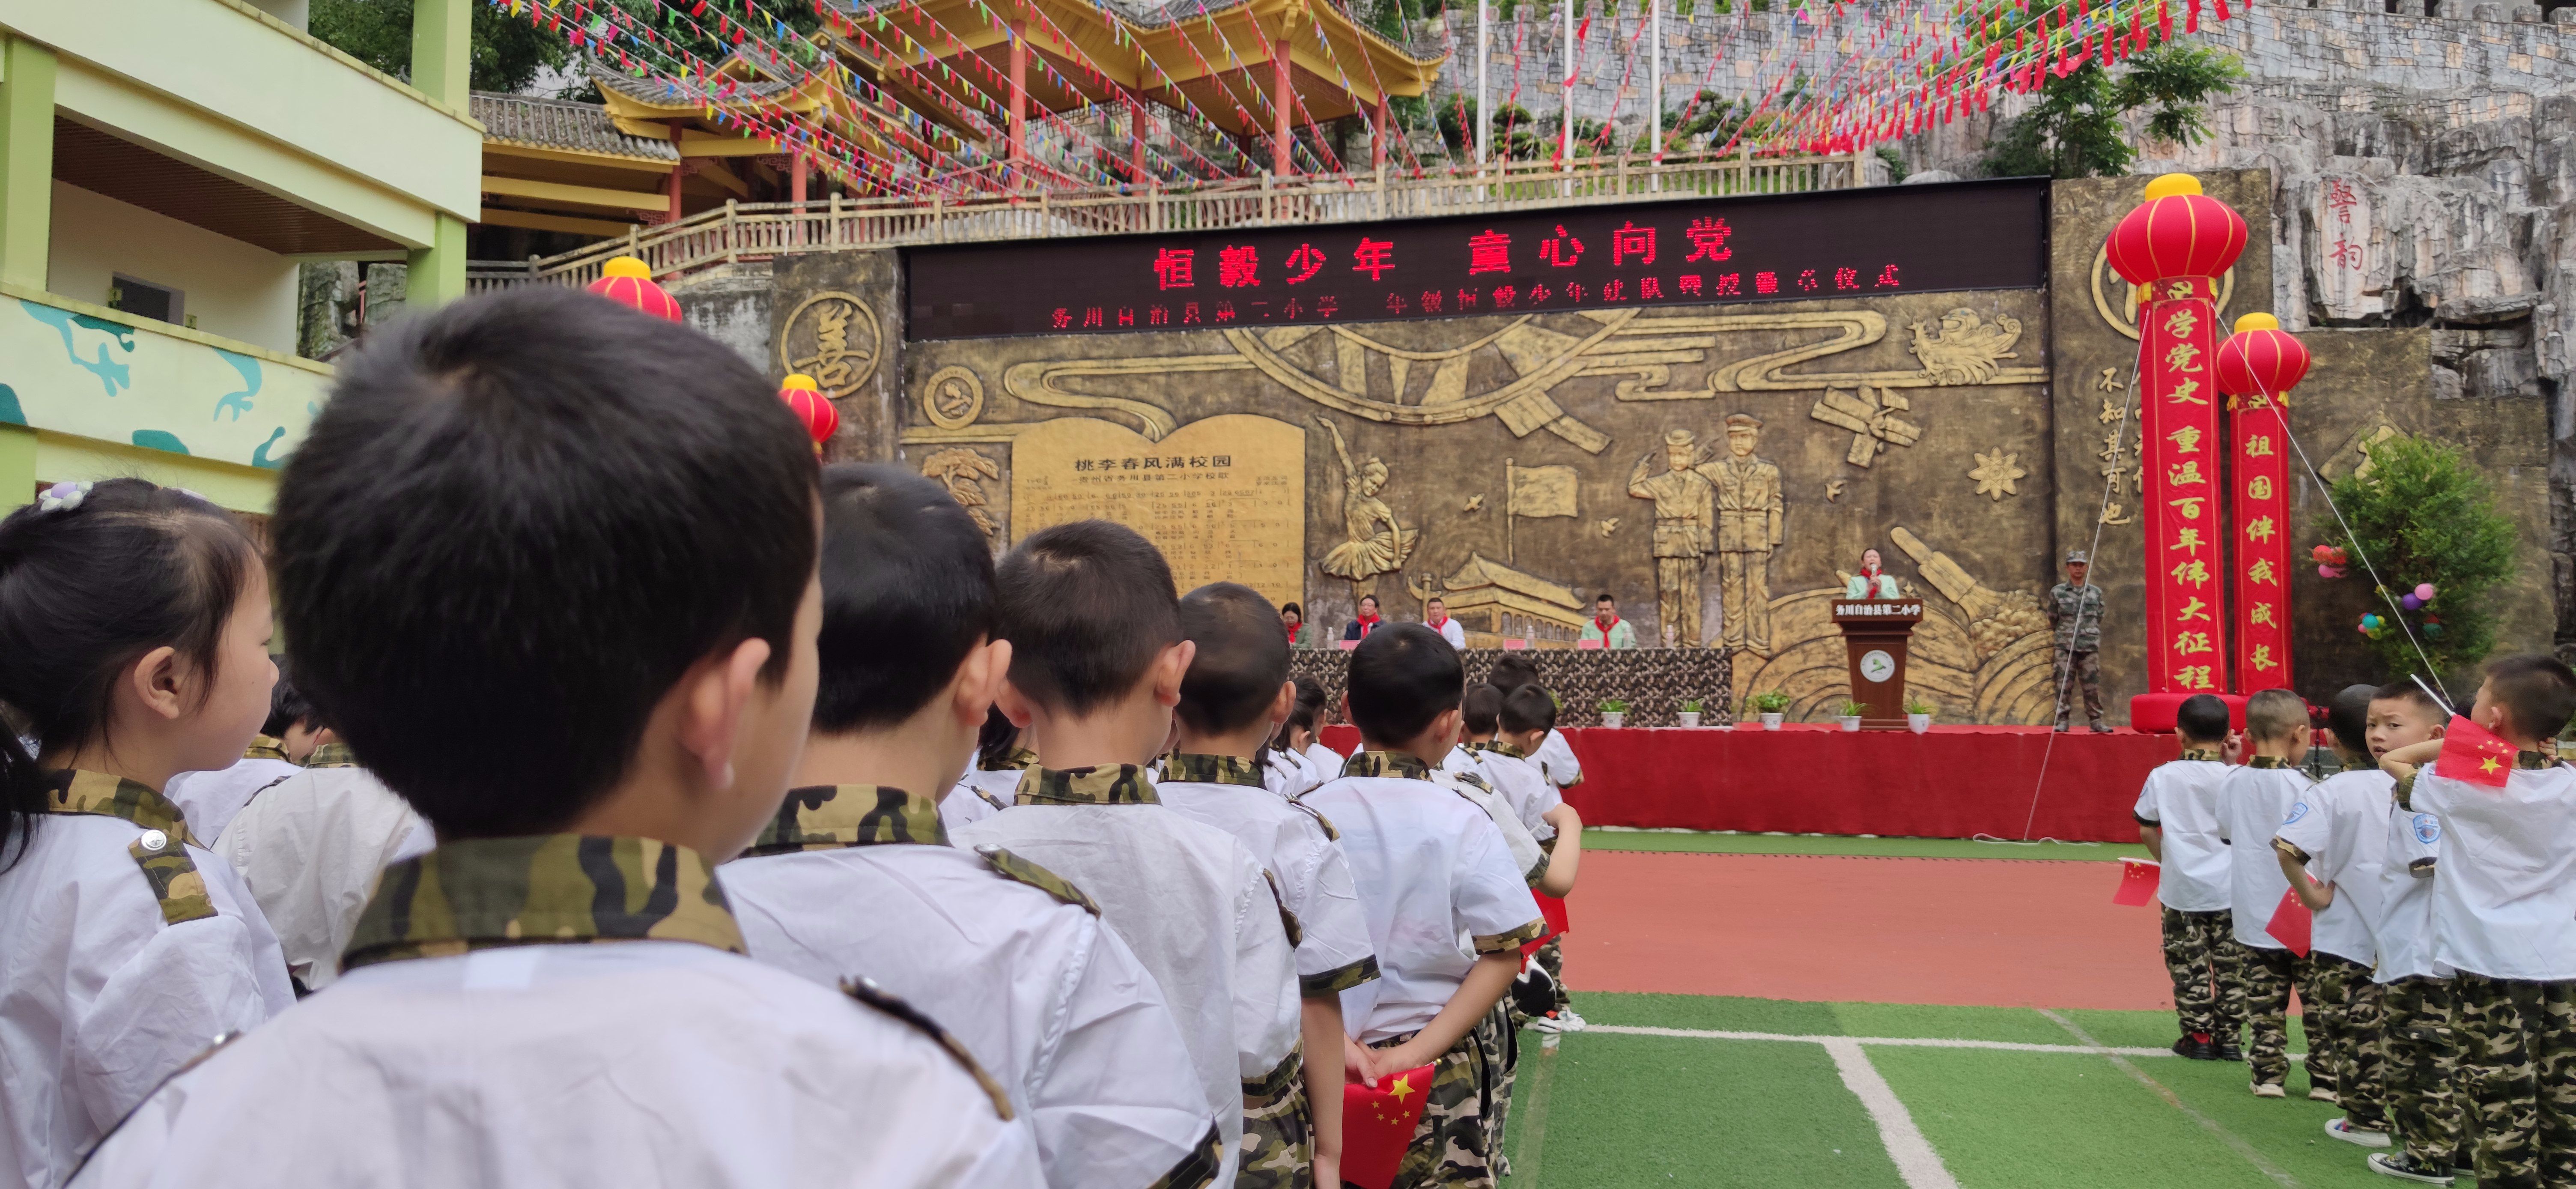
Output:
[{"xmin": 1562, "ymin": 850, "xmax": 2171, "ymax": 1010}]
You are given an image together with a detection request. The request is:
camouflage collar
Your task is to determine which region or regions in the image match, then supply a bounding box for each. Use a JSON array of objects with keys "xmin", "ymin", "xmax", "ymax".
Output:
[
  {"xmin": 304, "ymin": 741, "xmax": 360, "ymax": 769},
  {"xmin": 2178, "ymin": 749, "xmax": 2221, "ymax": 762},
  {"xmin": 1015, "ymin": 764, "xmax": 1159, "ymax": 807},
  {"xmin": 2343, "ymin": 755, "xmax": 2378, "ymax": 772},
  {"xmin": 980, "ymin": 747, "xmax": 1039, "ymax": 773},
  {"xmin": 1162, "ymin": 753, "xmax": 1267, "ymax": 789},
  {"xmin": 2246, "ymin": 756, "xmax": 2293, "ymax": 769},
  {"xmin": 2518, "ymin": 750, "xmax": 2558, "ymax": 770},
  {"xmin": 41, "ymin": 770, "xmax": 197, "ymax": 846},
  {"xmin": 742, "ymin": 785, "xmax": 948, "ymax": 857},
  {"xmin": 342, "ymin": 835, "xmax": 746, "ymax": 971},
  {"xmin": 1342, "ymin": 750, "xmax": 1434, "ymax": 780},
  {"xmin": 1484, "ymin": 741, "xmax": 1528, "ymax": 759},
  {"xmin": 242, "ymin": 735, "xmax": 289, "ymax": 763}
]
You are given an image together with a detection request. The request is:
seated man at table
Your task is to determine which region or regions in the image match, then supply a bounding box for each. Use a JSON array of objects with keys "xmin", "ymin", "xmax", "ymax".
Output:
[
  {"xmin": 1844, "ymin": 548, "xmax": 1903, "ymax": 599},
  {"xmin": 1581, "ymin": 592, "xmax": 1636, "ymax": 649}
]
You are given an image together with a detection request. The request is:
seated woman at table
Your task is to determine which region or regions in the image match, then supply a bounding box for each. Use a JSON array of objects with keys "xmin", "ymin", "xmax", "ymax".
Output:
[
  {"xmin": 1281, "ymin": 600, "xmax": 1317, "ymax": 648},
  {"xmin": 1844, "ymin": 548, "xmax": 1903, "ymax": 599}
]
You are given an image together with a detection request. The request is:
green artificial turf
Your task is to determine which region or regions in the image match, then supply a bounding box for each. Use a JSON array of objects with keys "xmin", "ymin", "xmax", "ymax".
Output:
[
  {"xmin": 1583, "ymin": 828, "xmax": 2152, "ymax": 863},
  {"xmin": 1502, "ymin": 992, "xmax": 2358, "ymax": 1189}
]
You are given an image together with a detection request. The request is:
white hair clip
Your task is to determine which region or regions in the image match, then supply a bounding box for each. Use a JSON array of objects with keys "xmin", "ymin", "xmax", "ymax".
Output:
[{"xmin": 36, "ymin": 481, "xmax": 90, "ymax": 513}]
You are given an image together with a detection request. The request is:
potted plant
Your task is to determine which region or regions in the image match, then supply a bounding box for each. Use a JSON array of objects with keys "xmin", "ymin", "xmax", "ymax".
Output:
[
  {"xmin": 1598, "ymin": 698, "xmax": 1630, "ymax": 729},
  {"xmin": 1835, "ymin": 698, "xmax": 1869, "ymax": 732},
  {"xmin": 1745, "ymin": 690, "xmax": 1792, "ymax": 730},
  {"xmin": 1677, "ymin": 698, "xmax": 1705, "ymax": 729},
  {"xmin": 1903, "ymin": 694, "xmax": 1936, "ymax": 734}
]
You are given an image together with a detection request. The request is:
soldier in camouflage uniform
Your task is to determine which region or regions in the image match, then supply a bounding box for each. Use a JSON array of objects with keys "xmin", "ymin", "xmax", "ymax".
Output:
[{"xmin": 2046, "ymin": 550, "xmax": 2109, "ymax": 732}]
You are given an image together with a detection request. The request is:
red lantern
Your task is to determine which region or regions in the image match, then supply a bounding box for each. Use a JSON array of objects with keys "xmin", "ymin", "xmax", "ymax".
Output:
[
  {"xmin": 2104, "ymin": 174, "xmax": 2249, "ymax": 286},
  {"xmin": 2215, "ymin": 312, "xmax": 2312, "ymax": 403},
  {"xmin": 779, "ymin": 373, "xmax": 838, "ymax": 453},
  {"xmin": 585, "ymin": 256, "xmax": 682, "ymax": 322}
]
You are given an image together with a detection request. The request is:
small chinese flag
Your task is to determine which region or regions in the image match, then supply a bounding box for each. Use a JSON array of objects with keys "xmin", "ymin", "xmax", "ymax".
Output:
[
  {"xmin": 1341, "ymin": 1064, "xmax": 1437, "ymax": 1189},
  {"xmin": 2433, "ymin": 715, "xmax": 2517, "ymax": 790},
  {"xmin": 2112, "ymin": 857, "xmax": 2161, "ymax": 906},
  {"xmin": 2265, "ymin": 887, "xmax": 2312, "ymax": 956}
]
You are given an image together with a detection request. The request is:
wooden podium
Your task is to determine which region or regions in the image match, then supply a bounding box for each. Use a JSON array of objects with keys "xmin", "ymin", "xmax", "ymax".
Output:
[{"xmin": 1831, "ymin": 599, "xmax": 1924, "ymax": 730}]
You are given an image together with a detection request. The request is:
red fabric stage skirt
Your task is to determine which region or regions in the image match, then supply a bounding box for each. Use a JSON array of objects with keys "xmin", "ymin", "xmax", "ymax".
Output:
[{"xmin": 1317, "ymin": 724, "xmax": 2169, "ymax": 843}]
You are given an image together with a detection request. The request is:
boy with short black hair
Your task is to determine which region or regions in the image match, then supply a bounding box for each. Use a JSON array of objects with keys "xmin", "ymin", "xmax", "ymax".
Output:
[
  {"xmin": 2273, "ymin": 684, "xmax": 2397, "ymax": 1145},
  {"xmin": 2355, "ymin": 681, "xmax": 2463, "ymax": 1184},
  {"xmin": 2136, "ymin": 692, "xmax": 2240, "ymax": 1061},
  {"xmin": 2219, "ymin": 687, "xmax": 2320, "ymax": 1098},
  {"xmin": 2380, "ymin": 654, "xmax": 2576, "ymax": 1189},
  {"xmin": 1495, "ymin": 683, "xmax": 1585, "ymax": 1035},
  {"xmin": 722, "ymin": 465, "xmax": 1224, "ymax": 1189},
  {"xmin": 1305, "ymin": 624, "xmax": 1546, "ymax": 1189},
  {"xmin": 73, "ymin": 288, "xmax": 1040, "ymax": 1186},
  {"xmin": 1162, "ymin": 580, "xmax": 1382, "ymax": 1189},
  {"xmin": 1487, "ymin": 656, "xmax": 1583, "ymax": 793},
  {"xmin": 953, "ymin": 521, "xmax": 1300, "ymax": 1187}
]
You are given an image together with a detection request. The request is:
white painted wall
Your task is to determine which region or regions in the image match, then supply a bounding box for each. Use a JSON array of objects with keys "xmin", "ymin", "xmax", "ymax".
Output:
[
  {"xmin": 243, "ymin": 0, "xmax": 307, "ymax": 31},
  {"xmin": 47, "ymin": 180, "xmax": 298, "ymax": 355}
]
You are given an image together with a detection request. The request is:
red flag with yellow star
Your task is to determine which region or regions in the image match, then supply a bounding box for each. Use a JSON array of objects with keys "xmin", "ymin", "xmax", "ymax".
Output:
[
  {"xmin": 2434, "ymin": 715, "xmax": 2516, "ymax": 789},
  {"xmin": 2112, "ymin": 857, "xmax": 2161, "ymax": 907},
  {"xmin": 1342, "ymin": 1064, "xmax": 1437, "ymax": 1189}
]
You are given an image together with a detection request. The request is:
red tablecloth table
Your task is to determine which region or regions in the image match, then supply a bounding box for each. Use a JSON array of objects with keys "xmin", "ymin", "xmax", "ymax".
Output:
[{"xmin": 1317, "ymin": 724, "xmax": 2169, "ymax": 842}]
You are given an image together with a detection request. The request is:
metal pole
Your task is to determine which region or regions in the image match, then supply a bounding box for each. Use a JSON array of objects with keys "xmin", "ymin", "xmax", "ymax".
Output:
[
  {"xmin": 1649, "ymin": 0, "xmax": 1663, "ymax": 164},
  {"xmin": 1476, "ymin": 0, "xmax": 1491, "ymax": 167},
  {"xmin": 1560, "ymin": 0, "xmax": 1574, "ymax": 168}
]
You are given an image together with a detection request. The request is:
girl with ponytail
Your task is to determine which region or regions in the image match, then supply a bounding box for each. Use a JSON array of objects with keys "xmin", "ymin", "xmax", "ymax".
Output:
[{"xmin": 0, "ymin": 478, "xmax": 295, "ymax": 1186}]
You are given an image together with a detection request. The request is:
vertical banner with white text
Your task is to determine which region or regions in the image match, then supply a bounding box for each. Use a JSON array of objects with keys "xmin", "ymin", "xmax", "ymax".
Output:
[{"xmin": 2230, "ymin": 393, "xmax": 2292, "ymax": 691}]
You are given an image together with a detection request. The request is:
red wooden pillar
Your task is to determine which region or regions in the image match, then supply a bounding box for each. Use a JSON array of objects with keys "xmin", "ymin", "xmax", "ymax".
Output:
[
  {"xmin": 1127, "ymin": 91, "xmax": 1150, "ymax": 182},
  {"xmin": 1373, "ymin": 93, "xmax": 1389, "ymax": 169},
  {"xmin": 666, "ymin": 160, "xmax": 686, "ymax": 223},
  {"xmin": 1007, "ymin": 21, "xmax": 1030, "ymax": 168},
  {"xmin": 1271, "ymin": 31, "xmax": 1293, "ymax": 176},
  {"xmin": 790, "ymin": 146, "xmax": 808, "ymax": 204}
]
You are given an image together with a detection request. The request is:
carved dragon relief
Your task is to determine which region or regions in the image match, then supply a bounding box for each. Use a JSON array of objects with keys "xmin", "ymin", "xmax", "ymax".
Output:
[{"xmin": 901, "ymin": 307, "xmax": 2048, "ymax": 453}]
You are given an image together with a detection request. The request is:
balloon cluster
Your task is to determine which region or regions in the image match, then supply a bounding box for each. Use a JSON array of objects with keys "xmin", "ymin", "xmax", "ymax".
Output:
[
  {"xmin": 2399, "ymin": 582, "xmax": 2438, "ymax": 610},
  {"xmin": 2359, "ymin": 583, "xmax": 2445, "ymax": 640},
  {"xmin": 2311, "ymin": 544, "xmax": 2349, "ymax": 580}
]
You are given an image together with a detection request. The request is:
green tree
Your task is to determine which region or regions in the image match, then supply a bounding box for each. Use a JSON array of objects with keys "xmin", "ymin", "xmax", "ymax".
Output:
[
  {"xmin": 1980, "ymin": 44, "xmax": 2242, "ymax": 179},
  {"xmin": 311, "ymin": 0, "xmax": 570, "ymax": 93},
  {"xmin": 2319, "ymin": 435, "xmax": 2519, "ymax": 679}
]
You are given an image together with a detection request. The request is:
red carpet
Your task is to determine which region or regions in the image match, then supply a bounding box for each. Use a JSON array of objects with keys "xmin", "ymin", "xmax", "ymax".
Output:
[
  {"xmin": 1558, "ymin": 850, "xmax": 2170, "ymax": 1010},
  {"xmin": 1320, "ymin": 724, "xmax": 2172, "ymax": 842}
]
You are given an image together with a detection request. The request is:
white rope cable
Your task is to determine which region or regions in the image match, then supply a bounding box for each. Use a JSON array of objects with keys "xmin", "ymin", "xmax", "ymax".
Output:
[{"xmin": 2247, "ymin": 387, "xmax": 2445, "ymax": 682}]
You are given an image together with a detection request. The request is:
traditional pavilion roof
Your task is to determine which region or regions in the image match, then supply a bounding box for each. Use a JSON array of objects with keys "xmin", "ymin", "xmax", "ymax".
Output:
[{"xmin": 471, "ymin": 92, "xmax": 679, "ymax": 163}]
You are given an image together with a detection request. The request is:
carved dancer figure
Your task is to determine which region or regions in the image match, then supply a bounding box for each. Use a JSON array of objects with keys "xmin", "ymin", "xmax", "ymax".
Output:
[
  {"xmin": 1701, "ymin": 413, "xmax": 1784, "ymax": 654},
  {"xmin": 1313, "ymin": 415, "xmax": 1417, "ymax": 600},
  {"xmin": 1626, "ymin": 428, "xmax": 1717, "ymax": 648}
]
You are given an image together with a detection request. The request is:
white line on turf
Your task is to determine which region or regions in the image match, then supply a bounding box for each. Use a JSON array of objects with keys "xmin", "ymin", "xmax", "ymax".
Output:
[
  {"xmin": 1587, "ymin": 1024, "xmax": 2180, "ymax": 1057},
  {"xmin": 1822, "ymin": 1037, "xmax": 1962, "ymax": 1189},
  {"xmin": 2036, "ymin": 1008, "xmax": 2303, "ymax": 1189}
]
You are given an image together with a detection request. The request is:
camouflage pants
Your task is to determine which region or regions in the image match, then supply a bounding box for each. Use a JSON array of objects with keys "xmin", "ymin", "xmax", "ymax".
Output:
[
  {"xmin": 2051, "ymin": 649, "xmax": 2103, "ymax": 727},
  {"xmin": 1374, "ymin": 1012, "xmax": 1506, "ymax": 1189},
  {"xmin": 1481, "ymin": 1004, "xmax": 1517, "ymax": 1168},
  {"xmin": 2221, "ymin": 941, "xmax": 2298, "ymax": 1084},
  {"xmin": 2453, "ymin": 974, "xmax": 2576, "ymax": 1189},
  {"xmin": 2382, "ymin": 976, "xmax": 2471, "ymax": 1171},
  {"xmin": 1239, "ymin": 1048, "xmax": 1313, "ymax": 1189},
  {"xmin": 2305, "ymin": 954, "xmax": 2388, "ymax": 1128},
  {"xmin": 2162, "ymin": 907, "xmax": 2240, "ymax": 1037},
  {"xmin": 1534, "ymin": 938, "xmax": 1570, "ymax": 1016}
]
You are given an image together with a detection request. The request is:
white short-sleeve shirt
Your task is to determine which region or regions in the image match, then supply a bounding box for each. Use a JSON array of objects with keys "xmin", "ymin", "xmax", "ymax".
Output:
[
  {"xmin": 1428, "ymin": 618, "xmax": 1467, "ymax": 649},
  {"xmin": 942, "ymin": 761, "xmax": 1028, "ymax": 837},
  {"xmin": 1534, "ymin": 729, "xmax": 1583, "ymax": 790},
  {"xmin": 953, "ymin": 766, "xmax": 1300, "ymax": 1180},
  {"xmin": 1261, "ymin": 749, "xmax": 1322, "ymax": 800},
  {"xmin": 723, "ymin": 785, "xmax": 1222, "ymax": 1189},
  {"xmin": 2129, "ymin": 753, "xmax": 2231, "ymax": 913},
  {"xmin": 1471, "ymin": 747, "xmax": 1563, "ymax": 841},
  {"xmin": 2411, "ymin": 757, "xmax": 2576, "ymax": 981},
  {"xmin": 1302, "ymin": 743, "xmax": 1345, "ymax": 786},
  {"xmin": 1302, "ymin": 754, "xmax": 1546, "ymax": 1043},
  {"xmin": 2216, "ymin": 760, "xmax": 2312, "ymax": 949},
  {"xmin": 1, "ymin": 774, "xmax": 295, "ymax": 1189},
  {"xmin": 2375, "ymin": 793, "xmax": 2451, "ymax": 984},
  {"xmin": 161, "ymin": 754, "xmax": 298, "ymax": 845},
  {"xmin": 2270, "ymin": 766, "xmax": 2391, "ymax": 967},
  {"xmin": 1158, "ymin": 755, "xmax": 1381, "ymax": 1001},
  {"xmin": 212, "ymin": 764, "xmax": 435, "ymax": 991}
]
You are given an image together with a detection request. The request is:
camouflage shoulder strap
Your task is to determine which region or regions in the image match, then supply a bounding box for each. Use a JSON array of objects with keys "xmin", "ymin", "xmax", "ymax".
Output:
[
  {"xmin": 1284, "ymin": 798, "xmax": 1340, "ymax": 841},
  {"xmin": 1452, "ymin": 769, "xmax": 1494, "ymax": 794},
  {"xmin": 128, "ymin": 828, "xmax": 217, "ymax": 925},
  {"xmin": 1143, "ymin": 1121, "xmax": 1227, "ymax": 1189},
  {"xmin": 840, "ymin": 977, "xmax": 1015, "ymax": 1120},
  {"xmin": 971, "ymin": 844, "xmax": 1101, "ymax": 915},
  {"xmin": 1261, "ymin": 869, "xmax": 1304, "ymax": 948}
]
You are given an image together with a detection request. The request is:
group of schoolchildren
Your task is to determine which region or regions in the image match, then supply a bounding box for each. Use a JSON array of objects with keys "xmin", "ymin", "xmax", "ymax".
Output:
[
  {"xmin": 0, "ymin": 288, "xmax": 1590, "ymax": 1189},
  {"xmin": 2135, "ymin": 670, "xmax": 2576, "ymax": 1189}
]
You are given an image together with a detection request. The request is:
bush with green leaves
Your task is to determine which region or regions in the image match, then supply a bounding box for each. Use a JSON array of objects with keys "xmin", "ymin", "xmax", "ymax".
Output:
[
  {"xmin": 1980, "ymin": 45, "xmax": 2242, "ymax": 179},
  {"xmin": 2318, "ymin": 435, "xmax": 2517, "ymax": 678}
]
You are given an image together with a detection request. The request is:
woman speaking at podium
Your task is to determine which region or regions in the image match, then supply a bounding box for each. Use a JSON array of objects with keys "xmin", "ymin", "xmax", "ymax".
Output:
[{"xmin": 1845, "ymin": 548, "xmax": 1903, "ymax": 599}]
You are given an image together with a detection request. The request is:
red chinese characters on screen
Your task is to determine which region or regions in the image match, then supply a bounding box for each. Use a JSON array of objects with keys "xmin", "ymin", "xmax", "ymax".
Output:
[
  {"xmin": 1538, "ymin": 225, "xmax": 1583, "ymax": 267},
  {"xmin": 1152, "ymin": 248, "xmax": 1194, "ymax": 291},
  {"xmin": 1352, "ymin": 238, "xmax": 1395, "ymax": 281},
  {"xmin": 1219, "ymin": 245, "xmax": 1260, "ymax": 288},
  {"xmin": 1684, "ymin": 217, "xmax": 1732, "ymax": 262},
  {"xmin": 1468, "ymin": 230, "xmax": 1511, "ymax": 276},
  {"xmin": 1612, "ymin": 222, "xmax": 1657, "ymax": 266},
  {"xmin": 1284, "ymin": 243, "xmax": 1327, "ymax": 284}
]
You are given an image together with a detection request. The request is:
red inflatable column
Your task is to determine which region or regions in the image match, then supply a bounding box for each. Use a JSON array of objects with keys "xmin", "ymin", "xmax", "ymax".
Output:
[{"xmin": 2216, "ymin": 314, "xmax": 2312, "ymax": 693}]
